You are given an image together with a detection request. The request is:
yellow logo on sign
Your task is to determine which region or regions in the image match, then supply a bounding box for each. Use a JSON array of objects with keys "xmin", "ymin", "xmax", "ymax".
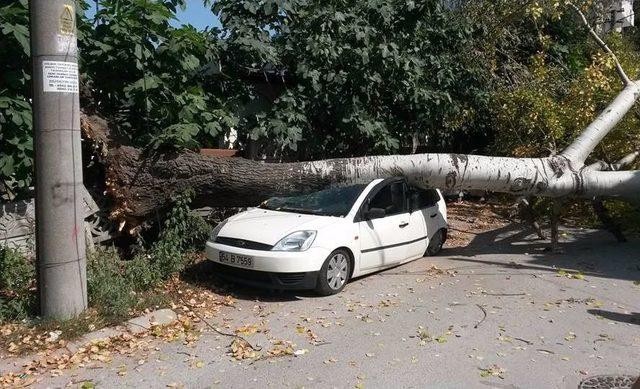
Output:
[{"xmin": 60, "ymin": 4, "xmax": 75, "ymax": 36}]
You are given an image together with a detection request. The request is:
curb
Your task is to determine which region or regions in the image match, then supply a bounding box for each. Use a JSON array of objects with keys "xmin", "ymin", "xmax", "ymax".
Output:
[{"xmin": 0, "ymin": 309, "xmax": 178, "ymax": 374}]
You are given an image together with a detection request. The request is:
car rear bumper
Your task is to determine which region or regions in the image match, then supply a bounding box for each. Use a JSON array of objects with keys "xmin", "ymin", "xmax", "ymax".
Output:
[{"xmin": 209, "ymin": 262, "xmax": 319, "ymax": 290}]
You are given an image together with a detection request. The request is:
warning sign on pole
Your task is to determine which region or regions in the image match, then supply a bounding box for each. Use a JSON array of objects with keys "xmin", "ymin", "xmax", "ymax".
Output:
[
  {"xmin": 59, "ymin": 4, "xmax": 75, "ymax": 35},
  {"xmin": 42, "ymin": 61, "xmax": 79, "ymax": 93}
]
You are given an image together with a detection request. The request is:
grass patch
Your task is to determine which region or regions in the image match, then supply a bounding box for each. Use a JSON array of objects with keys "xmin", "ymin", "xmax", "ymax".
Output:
[
  {"xmin": 0, "ymin": 192, "xmax": 213, "ymax": 354},
  {"xmin": 0, "ymin": 246, "xmax": 36, "ymax": 321}
]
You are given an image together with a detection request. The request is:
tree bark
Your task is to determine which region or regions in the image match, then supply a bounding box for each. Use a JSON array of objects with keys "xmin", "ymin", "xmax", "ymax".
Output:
[
  {"xmin": 81, "ymin": 79, "xmax": 640, "ymax": 227},
  {"xmin": 585, "ymin": 149, "xmax": 639, "ymax": 242},
  {"xmin": 97, "ymin": 144, "xmax": 640, "ymax": 223}
]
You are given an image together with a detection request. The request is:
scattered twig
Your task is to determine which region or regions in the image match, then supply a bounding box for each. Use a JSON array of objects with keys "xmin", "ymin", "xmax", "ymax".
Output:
[
  {"xmin": 474, "ymin": 304, "xmax": 487, "ymax": 329},
  {"xmin": 178, "ymin": 294, "xmax": 262, "ymax": 352},
  {"xmin": 514, "ymin": 337, "xmax": 533, "ymax": 345},
  {"xmin": 482, "ymin": 292, "xmax": 526, "ymax": 297},
  {"xmin": 536, "ymin": 348, "xmax": 555, "ymax": 354}
]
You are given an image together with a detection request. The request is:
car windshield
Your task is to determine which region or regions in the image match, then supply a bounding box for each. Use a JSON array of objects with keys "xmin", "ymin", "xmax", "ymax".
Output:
[{"xmin": 259, "ymin": 184, "xmax": 368, "ymax": 217}]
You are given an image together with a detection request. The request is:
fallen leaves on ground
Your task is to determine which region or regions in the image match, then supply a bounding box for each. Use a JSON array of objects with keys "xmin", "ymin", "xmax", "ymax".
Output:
[
  {"xmin": 1, "ymin": 329, "xmax": 156, "ymax": 386},
  {"xmin": 0, "ymin": 278, "xmax": 239, "ymax": 386},
  {"xmin": 265, "ymin": 340, "xmax": 294, "ymax": 358},
  {"xmin": 229, "ymin": 338, "xmax": 258, "ymax": 360},
  {"xmin": 234, "ymin": 324, "xmax": 259, "ymax": 336},
  {"xmin": 413, "ymin": 326, "xmax": 449, "ymax": 346},
  {"xmin": 295, "ymin": 325, "xmax": 324, "ymax": 345},
  {"xmin": 544, "ymin": 297, "xmax": 603, "ymax": 311},
  {"xmin": 426, "ymin": 265, "xmax": 457, "ymax": 278},
  {"xmin": 479, "ymin": 364, "xmax": 506, "ymax": 379},
  {"xmin": 0, "ymin": 311, "xmax": 102, "ymax": 357},
  {"xmin": 556, "ymin": 269, "xmax": 586, "ymax": 280}
]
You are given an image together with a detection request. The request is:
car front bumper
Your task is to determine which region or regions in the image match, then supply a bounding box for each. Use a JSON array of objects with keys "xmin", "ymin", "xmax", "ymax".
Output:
[
  {"xmin": 205, "ymin": 241, "xmax": 330, "ymax": 290},
  {"xmin": 208, "ymin": 262, "xmax": 319, "ymax": 290}
]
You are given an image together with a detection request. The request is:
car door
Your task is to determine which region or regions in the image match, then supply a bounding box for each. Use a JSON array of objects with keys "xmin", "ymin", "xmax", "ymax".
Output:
[
  {"xmin": 418, "ymin": 188, "xmax": 443, "ymax": 243},
  {"xmin": 357, "ymin": 180, "xmax": 423, "ymax": 271},
  {"xmin": 405, "ymin": 187, "xmax": 429, "ymax": 259}
]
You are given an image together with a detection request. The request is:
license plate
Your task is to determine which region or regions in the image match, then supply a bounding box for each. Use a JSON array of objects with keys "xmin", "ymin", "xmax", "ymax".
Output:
[{"xmin": 219, "ymin": 251, "xmax": 254, "ymax": 268}]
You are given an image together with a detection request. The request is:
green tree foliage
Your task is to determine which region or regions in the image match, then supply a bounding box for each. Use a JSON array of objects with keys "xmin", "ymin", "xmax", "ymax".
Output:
[
  {"xmin": 81, "ymin": 0, "xmax": 237, "ymax": 150},
  {"xmin": 214, "ymin": 0, "xmax": 492, "ymax": 158},
  {"xmin": 1, "ymin": 0, "xmax": 639, "ymax": 199},
  {"xmin": 0, "ymin": 0, "xmax": 237, "ymax": 198},
  {"xmin": 475, "ymin": 0, "xmax": 640, "ymax": 163},
  {"xmin": 0, "ymin": 0, "xmax": 32, "ymax": 198},
  {"xmin": 0, "ymin": 246, "xmax": 36, "ymax": 321}
]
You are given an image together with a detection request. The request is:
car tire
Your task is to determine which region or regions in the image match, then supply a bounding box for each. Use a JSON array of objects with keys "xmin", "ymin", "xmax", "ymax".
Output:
[
  {"xmin": 316, "ymin": 249, "xmax": 351, "ymax": 296},
  {"xmin": 426, "ymin": 229, "xmax": 446, "ymax": 256}
]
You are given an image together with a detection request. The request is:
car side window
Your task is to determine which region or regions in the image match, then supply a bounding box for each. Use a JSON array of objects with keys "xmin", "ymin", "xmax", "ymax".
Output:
[
  {"xmin": 409, "ymin": 186, "xmax": 440, "ymax": 210},
  {"xmin": 369, "ymin": 182, "xmax": 406, "ymax": 216}
]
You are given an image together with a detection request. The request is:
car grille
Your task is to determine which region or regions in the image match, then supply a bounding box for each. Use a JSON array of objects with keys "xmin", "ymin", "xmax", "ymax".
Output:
[
  {"xmin": 277, "ymin": 273, "xmax": 306, "ymax": 285},
  {"xmin": 213, "ymin": 264, "xmax": 272, "ymax": 282},
  {"xmin": 215, "ymin": 236, "xmax": 273, "ymax": 251}
]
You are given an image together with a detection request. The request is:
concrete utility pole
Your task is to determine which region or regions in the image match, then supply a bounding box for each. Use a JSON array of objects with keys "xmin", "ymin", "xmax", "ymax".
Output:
[{"xmin": 30, "ymin": 0, "xmax": 87, "ymax": 319}]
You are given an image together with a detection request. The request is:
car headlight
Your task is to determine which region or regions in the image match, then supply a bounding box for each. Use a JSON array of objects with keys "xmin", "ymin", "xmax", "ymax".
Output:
[
  {"xmin": 209, "ymin": 219, "xmax": 228, "ymax": 241},
  {"xmin": 271, "ymin": 230, "xmax": 317, "ymax": 252}
]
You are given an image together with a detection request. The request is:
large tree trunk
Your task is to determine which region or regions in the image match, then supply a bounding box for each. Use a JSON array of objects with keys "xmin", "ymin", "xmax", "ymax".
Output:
[
  {"xmin": 83, "ymin": 80, "xmax": 640, "ymax": 228},
  {"xmin": 103, "ymin": 144, "xmax": 640, "ymax": 217},
  {"xmin": 79, "ymin": 6, "xmax": 640, "ymax": 233}
]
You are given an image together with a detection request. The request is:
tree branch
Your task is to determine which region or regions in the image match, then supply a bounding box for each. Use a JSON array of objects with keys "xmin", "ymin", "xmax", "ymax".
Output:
[
  {"xmin": 569, "ymin": 3, "xmax": 631, "ymax": 86},
  {"xmin": 561, "ymin": 82, "xmax": 640, "ymax": 164},
  {"xmin": 586, "ymin": 150, "xmax": 640, "ymax": 171},
  {"xmin": 582, "ymin": 169, "xmax": 640, "ymax": 200},
  {"xmin": 586, "ymin": 160, "xmax": 611, "ymax": 171},
  {"xmin": 611, "ymin": 150, "xmax": 640, "ymax": 171}
]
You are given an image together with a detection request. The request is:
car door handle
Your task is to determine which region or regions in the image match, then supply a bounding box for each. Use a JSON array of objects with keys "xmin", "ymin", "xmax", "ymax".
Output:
[
  {"xmin": 399, "ymin": 222, "xmax": 409, "ymax": 228},
  {"xmin": 430, "ymin": 214, "xmax": 437, "ymax": 218}
]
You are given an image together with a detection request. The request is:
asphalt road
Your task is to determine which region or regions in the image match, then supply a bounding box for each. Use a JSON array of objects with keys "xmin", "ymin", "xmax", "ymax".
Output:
[{"xmin": 9, "ymin": 225, "xmax": 640, "ymax": 388}]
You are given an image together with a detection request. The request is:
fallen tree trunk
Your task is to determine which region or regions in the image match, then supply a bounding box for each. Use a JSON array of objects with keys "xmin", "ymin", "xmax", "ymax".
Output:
[
  {"xmin": 82, "ymin": 82, "xmax": 640, "ymax": 228},
  {"xmin": 102, "ymin": 143, "xmax": 640, "ymax": 219},
  {"xmin": 80, "ymin": 7, "xmax": 640, "ymax": 230},
  {"xmin": 82, "ymin": 96, "xmax": 640, "ymax": 233}
]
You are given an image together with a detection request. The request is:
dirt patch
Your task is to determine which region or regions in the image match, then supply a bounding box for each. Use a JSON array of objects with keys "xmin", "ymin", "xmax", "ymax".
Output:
[{"xmin": 445, "ymin": 200, "xmax": 512, "ymax": 248}]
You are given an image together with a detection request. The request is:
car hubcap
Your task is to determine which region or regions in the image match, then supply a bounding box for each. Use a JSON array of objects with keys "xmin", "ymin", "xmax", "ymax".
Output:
[{"xmin": 327, "ymin": 253, "xmax": 348, "ymax": 290}]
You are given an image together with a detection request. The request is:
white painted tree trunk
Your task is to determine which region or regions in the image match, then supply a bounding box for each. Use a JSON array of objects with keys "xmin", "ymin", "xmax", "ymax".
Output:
[
  {"xmin": 99, "ymin": 80, "xmax": 640, "ymax": 221},
  {"xmin": 561, "ymin": 82, "xmax": 640, "ymax": 164},
  {"xmin": 90, "ymin": 5, "xmax": 640, "ymax": 227},
  {"xmin": 298, "ymin": 81, "xmax": 640, "ymax": 202}
]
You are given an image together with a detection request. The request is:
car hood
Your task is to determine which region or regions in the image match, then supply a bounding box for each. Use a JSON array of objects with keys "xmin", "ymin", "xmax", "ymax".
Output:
[{"xmin": 218, "ymin": 208, "xmax": 339, "ymax": 245}]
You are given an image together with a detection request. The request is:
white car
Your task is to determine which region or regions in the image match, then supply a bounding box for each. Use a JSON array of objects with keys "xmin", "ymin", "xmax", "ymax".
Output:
[{"xmin": 205, "ymin": 177, "xmax": 448, "ymax": 295}]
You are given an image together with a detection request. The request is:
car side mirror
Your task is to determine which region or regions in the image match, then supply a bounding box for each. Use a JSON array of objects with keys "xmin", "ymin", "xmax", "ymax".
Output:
[{"xmin": 364, "ymin": 207, "xmax": 386, "ymax": 220}]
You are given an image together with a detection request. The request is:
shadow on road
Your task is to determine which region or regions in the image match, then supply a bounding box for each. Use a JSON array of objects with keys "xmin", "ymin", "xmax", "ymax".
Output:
[
  {"xmin": 184, "ymin": 222, "xmax": 640, "ymax": 299},
  {"xmin": 445, "ymin": 223, "xmax": 640, "ymax": 282},
  {"xmin": 181, "ymin": 260, "xmax": 320, "ymax": 302},
  {"xmin": 587, "ymin": 309, "xmax": 640, "ymax": 325}
]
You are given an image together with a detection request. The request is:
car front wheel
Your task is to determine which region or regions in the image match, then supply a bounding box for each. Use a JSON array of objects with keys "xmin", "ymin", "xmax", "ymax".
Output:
[
  {"xmin": 426, "ymin": 229, "xmax": 446, "ymax": 256},
  {"xmin": 316, "ymin": 249, "xmax": 351, "ymax": 295}
]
